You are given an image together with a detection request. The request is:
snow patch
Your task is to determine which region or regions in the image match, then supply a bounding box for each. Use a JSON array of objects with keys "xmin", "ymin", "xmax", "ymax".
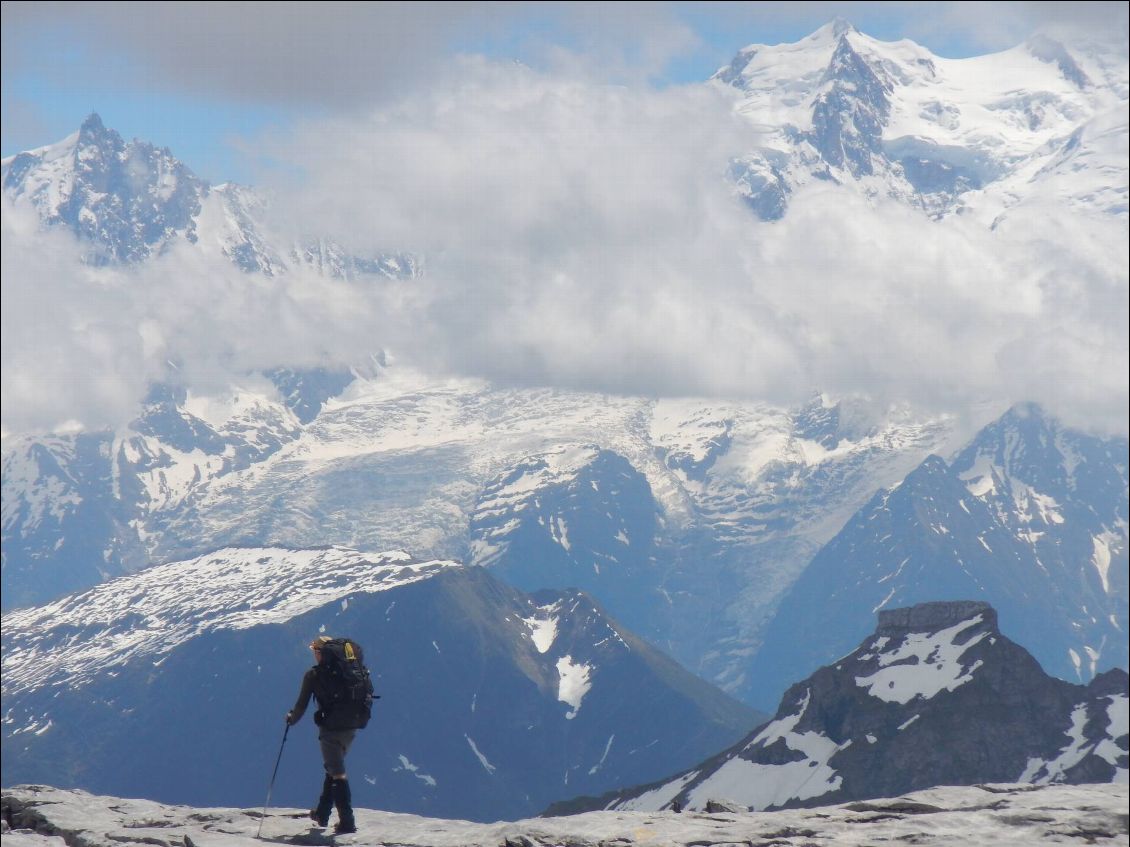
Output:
[
  {"xmin": 854, "ymin": 615, "xmax": 988, "ymax": 703},
  {"xmin": 523, "ymin": 610, "xmax": 559, "ymax": 654},
  {"xmin": 464, "ymin": 735, "xmax": 496, "ymax": 774},
  {"xmin": 682, "ymin": 689, "xmax": 847, "ymax": 811},
  {"xmin": 613, "ymin": 770, "xmax": 698, "ymax": 812},
  {"xmin": 1091, "ymin": 530, "xmax": 1122, "ymax": 594},
  {"xmin": 556, "ymin": 655, "xmax": 593, "ymax": 719},
  {"xmin": 1019, "ymin": 704, "xmax": 1091, "ymax": 783},
  {"xmin": 588, "ymin": 734, "xmax": 615, "ymax": 775},
  {"xmin": 1094, "ymin": 694, "xmax": 1129, "ymax": 782},
  {"xmin": 395, "ymin": 754, "xmax": 438, "ymax": 787}
]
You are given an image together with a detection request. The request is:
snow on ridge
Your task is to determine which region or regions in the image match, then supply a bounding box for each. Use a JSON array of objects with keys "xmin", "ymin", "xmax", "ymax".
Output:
[
  {"xmin": 1, "ymin": 440, "xmax": 83, "ymax": 535},
  {"xmin": 958, "ymin": 451, "xmax": 999, "ymax": 498},
  {"xmin": 1, "ymin": 546, "xmax": 459, "ymax": 695},
  {"xmin": 854, "ymin": 615, "xmax": 989, "ymax": 703},
  {"xmin": 1091, "ymin": 529, "xmax": 1122, "ymax": 594},
  {"xmin": 1096, "ymin": 694, "xmax": 1129, "ymax": 781},
  {"xmin": 613, "ymin": 769, "xmax": 699, "ymax": 811},
  {"xmin": 478, "ymin": 445, "xmax": 601, "ymax": 513},
  {"xmin": 685, "ymin": 689, "xmax": 845, "ymax": 811},
  {"xmin": 523, "ymin": 605, "xmax": 560, "ymax": 653},
  {"xmin": 1020, "ymin": 704, "xmax": 1092, "ymax": 783}
]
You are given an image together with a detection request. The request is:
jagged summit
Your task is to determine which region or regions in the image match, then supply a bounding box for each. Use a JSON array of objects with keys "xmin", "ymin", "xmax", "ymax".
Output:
[
  {"xmin": 2, "ymin": 111, "xmax": 205, "ymax": 262},
  {"xmin": 2, "ymin": 114, "xmax": 423, "ymax": 277},
  {"xmin": 79, "ymin": 111, "xmax": 106, "ymax": 134},
  {"xmin": 719, "ymin": 20, "xmax": 1125, "ymax": 221}
]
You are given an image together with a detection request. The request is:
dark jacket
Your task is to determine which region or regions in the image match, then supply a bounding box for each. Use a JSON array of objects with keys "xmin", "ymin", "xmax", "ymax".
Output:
[{"xmin": 288, "ymin": 666, "xmax": 323, "ymax": 725}]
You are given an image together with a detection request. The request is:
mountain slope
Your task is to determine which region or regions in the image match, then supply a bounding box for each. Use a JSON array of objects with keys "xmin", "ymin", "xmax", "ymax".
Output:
[
  {"xmin": 0, "ymin": 547, "xmax": 760, "ymax": 822},
  {"xmin": 743, "ymin": 405, "xmax": 1128, "ymax": 710},
  {"xmin": 586, "ymin": 601, "xmax": 1128, "ymax": 814}
]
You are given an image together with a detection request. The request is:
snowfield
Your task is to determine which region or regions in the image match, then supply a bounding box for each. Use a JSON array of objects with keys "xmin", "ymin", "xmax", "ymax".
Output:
[{"xmin": 2, "ymin": 782, "xmax": 1126, "ymax": 846}]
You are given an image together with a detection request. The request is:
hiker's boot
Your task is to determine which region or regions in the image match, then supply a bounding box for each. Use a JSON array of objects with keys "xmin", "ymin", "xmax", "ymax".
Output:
[
  {"xmin": 332, "ymin": 777, "xmax": 357, "ymax": 835},
  {"xmin": 310, "ymin": 774, "xmax": 333, "ymax": 827}
]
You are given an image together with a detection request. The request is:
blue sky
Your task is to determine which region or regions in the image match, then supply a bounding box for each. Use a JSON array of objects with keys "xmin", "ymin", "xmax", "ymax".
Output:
[{"xmin": 5, "ymin": 2, "xmax": 1125, "ymax": 184}]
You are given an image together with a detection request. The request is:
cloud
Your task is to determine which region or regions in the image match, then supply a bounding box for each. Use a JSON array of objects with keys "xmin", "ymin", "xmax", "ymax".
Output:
[
  {"xmin": 3, "ymin": 50, "xmax": 1127, "ymax": 438},
  {"xmin": 259, "ymin": 57, "xmax": 1128, "ymax": 433},
  {"xmin": 0, "ymin": 2, "xmax": 703, "ymax": 110},
  {"xmin": 8, "ymin": 3, "xmax": 1123, "ymax": 112},
  {"xmin": 1, "ymin": 198, "xmax": 150, "ymax": 433},
  {"xmin": 0, "ymin": 193, "xmax": 391, "ymax": 434}
]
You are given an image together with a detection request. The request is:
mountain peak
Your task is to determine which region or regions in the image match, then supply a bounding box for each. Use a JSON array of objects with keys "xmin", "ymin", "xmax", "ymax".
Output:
[
  {"xmin": 80, "ymin": 112, "xmax": 106, "ymax": 133},
  {"xmin": 831, "ymin": 17, "xmax": 857, "ymax": 40},
  {"xmin": 2, "ymin": 112, "xmax": 207, "ymax": 263},
  {"xmin": 76, "ymin": 112, "xmax": 116, "ymax": 149},
  {"xmin": 1026, "ymin": 34, "xmax": 1091, "ymax": 89},
  {"xmin": 876, "ymin": 599, "xmax": 997, "ymax": 637},
  {"xmin": 806, "ymin": 17, "xmax": 859, "ymax": 45}
]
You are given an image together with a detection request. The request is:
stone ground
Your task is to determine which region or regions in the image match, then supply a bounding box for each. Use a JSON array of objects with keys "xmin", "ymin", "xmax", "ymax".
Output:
[{"xmin": 3, "ymin": 782, "xmax": 1128, "ymax": 846}]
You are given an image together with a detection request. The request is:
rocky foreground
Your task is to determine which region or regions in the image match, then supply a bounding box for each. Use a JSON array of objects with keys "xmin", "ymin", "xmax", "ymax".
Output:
[{"xmin": 3, "ymin": 782, "xmax": 1127, "ymax": 847}]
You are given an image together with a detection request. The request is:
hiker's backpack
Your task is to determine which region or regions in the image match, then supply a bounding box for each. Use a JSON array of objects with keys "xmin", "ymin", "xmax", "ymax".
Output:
[{"xmin": 315, "ymin": 638, "xmax": 375, "ymax": 730}]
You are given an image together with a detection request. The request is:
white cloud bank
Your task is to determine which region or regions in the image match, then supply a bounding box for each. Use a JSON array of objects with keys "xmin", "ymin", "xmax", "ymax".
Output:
[
  {"xmin": 2, "ymin": 58, "xmax": 1127, "ymax": 436},
  {"xmin": 265, "ymin": 59, "xmax": 1128, "ymax": 433}
]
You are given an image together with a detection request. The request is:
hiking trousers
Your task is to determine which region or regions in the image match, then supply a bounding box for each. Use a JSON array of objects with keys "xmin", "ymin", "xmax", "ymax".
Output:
[{"xmin": 318, "ymin": 728, "xmax": 356, "ymax": 776}]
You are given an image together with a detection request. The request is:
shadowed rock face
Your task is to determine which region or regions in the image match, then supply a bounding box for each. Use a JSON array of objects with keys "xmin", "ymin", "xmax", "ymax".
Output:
[
  {"xmin": 588, "ymin": 601, "xmax": 1128, "ymax": 815},
  {"xmin": 1, "ymin": 551, "xmax": 759, "ymax": 822}
]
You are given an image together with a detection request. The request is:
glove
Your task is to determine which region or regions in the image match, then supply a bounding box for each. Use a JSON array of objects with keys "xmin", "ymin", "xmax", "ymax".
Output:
[{"xmin": 286, "ymin": 710, "xmax": 296, "ymax": 725}]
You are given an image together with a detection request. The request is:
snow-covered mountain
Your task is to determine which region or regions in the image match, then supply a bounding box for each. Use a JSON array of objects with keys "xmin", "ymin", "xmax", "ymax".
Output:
[
  {"xmin": 4, "ymin": 782, "xmax": 1128, "ymax": 847},
  {"xmin": 743, "ymin": 404, "xmax": 1128, "ymax": 709},
  {"xmin": 582, "ymin": 601, "xmax": 1128, "ymax": 815},
  {"xmin": 1, "ymin": 367, "xmax": 958, "ymax": 697},
  {"xmin": 721, "ymin": 19, "xmax": 1128, "ymax": 223},
  {"xmin": 8, "ymin": 362, "xmax": 1122, "ymax": 716},
  {"xmin": 2, "ymin": 21, "xmax": 1127, "ymax": 715},
  {"xmin": 0, "ymin": 113, "xmax": 419, "ymax": 279},
  {"xmin": 5, "ymin": 21, "xmax": 1126, "ymax": 271},
  {"xmin": 0, "ymin": 547, "xmax": 759, "ymax": 822},
  {"xmin": 1, "ymin": 113, "xmax": 205, "ymax": 263}
]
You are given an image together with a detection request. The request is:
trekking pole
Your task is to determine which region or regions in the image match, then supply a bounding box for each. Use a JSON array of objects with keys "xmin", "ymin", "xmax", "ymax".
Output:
[{"xmin": 256, "ymin": 722, "xmax": 290, "ymax": 839}]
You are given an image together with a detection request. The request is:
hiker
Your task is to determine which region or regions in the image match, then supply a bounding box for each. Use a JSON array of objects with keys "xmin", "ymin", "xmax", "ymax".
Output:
[{"xmin": 286, "ymin": 635, "xmax": 373, "ymax": 835}]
